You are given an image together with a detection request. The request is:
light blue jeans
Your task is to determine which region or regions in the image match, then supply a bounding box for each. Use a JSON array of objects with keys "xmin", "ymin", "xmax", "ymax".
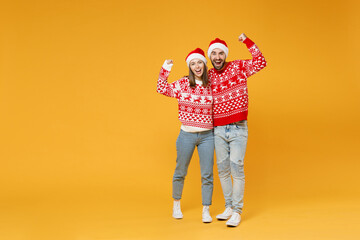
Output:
[
  {"xmin": 172, "ymin": 129, "xmax": 214, "ymax": 206},
  {"xmin": 214, "ymin": 121, "xmax": 248, "ymax": 213}
]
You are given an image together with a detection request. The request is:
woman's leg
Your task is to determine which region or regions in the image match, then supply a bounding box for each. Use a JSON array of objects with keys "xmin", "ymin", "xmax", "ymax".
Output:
[
  {"xmin": 172, "ymin": 130, "xmax": 196, "ymax": 200},
  {"xmin": 197, "ymin": 130, "xmax": 215, "ymax": 206}
]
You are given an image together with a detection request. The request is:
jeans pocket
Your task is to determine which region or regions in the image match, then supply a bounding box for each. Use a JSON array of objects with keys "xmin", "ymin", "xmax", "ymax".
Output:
[{"xmin": 234, "ymin": 125, "xmax": 248, "ymax": 138}]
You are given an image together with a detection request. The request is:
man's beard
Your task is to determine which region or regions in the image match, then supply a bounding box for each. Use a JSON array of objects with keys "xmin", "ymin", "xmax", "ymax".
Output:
[{"xmin": 212, "ymin": 59, "xmax": 225, "ymax": 70}]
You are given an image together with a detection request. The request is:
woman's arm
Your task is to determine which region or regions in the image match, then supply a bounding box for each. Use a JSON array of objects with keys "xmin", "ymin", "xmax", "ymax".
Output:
[{"xmin": 157, "ymin": 60, "xmax": 181, "ymax": 99}]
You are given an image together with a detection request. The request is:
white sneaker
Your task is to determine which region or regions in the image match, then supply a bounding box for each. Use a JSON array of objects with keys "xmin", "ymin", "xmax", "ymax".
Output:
[
  {"xmin": 226, "ymin": 212, "xmax": 241, "ymax": 227},
  {"xmin": 216, "ymin": 207, "xmax": 233, "ymax": 220},
  {"xmin": 172, "ymin": 200, "xmax": 183, "ymax": 219},
  {"xmin": 202, "ymin": 206, "xmax": 212, "ymax": 223}
]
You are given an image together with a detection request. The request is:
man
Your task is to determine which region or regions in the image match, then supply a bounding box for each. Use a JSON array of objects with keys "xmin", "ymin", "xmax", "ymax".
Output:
[{"xmin": 207, "ymin": 33, "xmax": 267, "ymax": 227}]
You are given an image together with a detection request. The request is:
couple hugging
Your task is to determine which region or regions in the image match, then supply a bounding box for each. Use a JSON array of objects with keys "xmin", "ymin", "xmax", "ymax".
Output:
[{"xmin": 157, "ymin": 34, "xmax": 267, "ymax": 227}]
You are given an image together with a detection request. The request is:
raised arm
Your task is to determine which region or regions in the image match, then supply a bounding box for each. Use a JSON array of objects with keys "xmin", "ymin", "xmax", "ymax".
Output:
[
  {"xmin": 156, "ymin": 60, "xmax": 181, "ymax": 98},
  {"xmin": 238, "ymin": 33, "xmax": 267, "ymax": 78}
]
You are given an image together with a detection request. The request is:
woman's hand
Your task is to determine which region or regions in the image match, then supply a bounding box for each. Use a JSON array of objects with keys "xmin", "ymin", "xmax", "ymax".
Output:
[{"xmin": 166, "ymin": 59, "xmax": 173, "ymax": 65}]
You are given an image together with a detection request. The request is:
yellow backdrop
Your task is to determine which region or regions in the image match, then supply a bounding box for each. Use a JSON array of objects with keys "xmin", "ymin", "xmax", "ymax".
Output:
[{"xmin": 1, "ymin": 0, "xmax": 359, "ymax": 239}]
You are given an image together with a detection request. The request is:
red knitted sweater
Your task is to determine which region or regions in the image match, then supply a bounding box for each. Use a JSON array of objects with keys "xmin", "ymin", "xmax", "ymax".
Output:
[
  {"xmin": 157, "ymin": 67, "xmax": 213, "ymax": 129},
  {"xmin": 209, "ymin": 38, "xmax": 267, "ymax": 126}
]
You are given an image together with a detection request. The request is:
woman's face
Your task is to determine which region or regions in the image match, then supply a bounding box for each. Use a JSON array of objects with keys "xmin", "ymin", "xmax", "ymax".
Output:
[{"xmin": 189, "ymin": 59, "xmax": 205, "ymax": 80}]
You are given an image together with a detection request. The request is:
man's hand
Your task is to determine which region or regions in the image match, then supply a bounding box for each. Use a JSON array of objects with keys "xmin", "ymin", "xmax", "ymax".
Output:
[
  {"xmin": 166, "ymin": 59, "xmax": 173, "ymax": 65},
  {"xmin": 238, "ymin": 33, "xmax": 247, "ymax": 42}
]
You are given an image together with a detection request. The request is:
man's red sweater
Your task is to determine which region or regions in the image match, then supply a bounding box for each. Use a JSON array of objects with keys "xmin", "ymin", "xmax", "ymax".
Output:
[{"xmin": 208, "ymin": 38, "xmax": 267, "ymax": 126}]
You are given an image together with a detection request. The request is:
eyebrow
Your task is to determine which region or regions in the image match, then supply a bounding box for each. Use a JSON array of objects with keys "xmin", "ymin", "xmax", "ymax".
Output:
[{"xmin": 212, "ymin": 50, "xmax": 224, "ymax": 54}]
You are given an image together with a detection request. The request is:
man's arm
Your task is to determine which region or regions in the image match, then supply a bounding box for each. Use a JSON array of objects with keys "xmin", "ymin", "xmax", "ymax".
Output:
[{"xmin": 238, "ymin": 33, "xmax": 267, "ymax": 78}]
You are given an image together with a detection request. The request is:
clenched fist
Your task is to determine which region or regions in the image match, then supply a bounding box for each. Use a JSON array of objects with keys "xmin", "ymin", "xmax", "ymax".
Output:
[{"xmin": 238, "ymin": 33, "xmax": 247, "ymax": 42}]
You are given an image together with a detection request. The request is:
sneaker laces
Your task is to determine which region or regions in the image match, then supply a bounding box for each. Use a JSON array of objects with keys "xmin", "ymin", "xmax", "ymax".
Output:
[
  {"xmin": 225, "ymin": 207, "xmax": 232, "ymax": 215},
  {"xmin": 203, "ymin": 206, "xmax": 209, "ymax": 213},
  {"xmin": 229, "ymin": 212, "xmax": 239, "ymax": 221},
  {"xmin": 173, "ymin": 202, "xmax": 182, "ymax": 213}
]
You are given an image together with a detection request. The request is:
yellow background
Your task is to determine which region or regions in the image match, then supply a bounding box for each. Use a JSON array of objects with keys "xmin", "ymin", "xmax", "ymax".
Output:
[{"xmin": 1, "ymin": 0, "xmax": 359, "ymax": 239}]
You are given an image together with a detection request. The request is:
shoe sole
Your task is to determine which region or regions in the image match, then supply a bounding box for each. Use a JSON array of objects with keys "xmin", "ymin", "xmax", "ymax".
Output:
[
  {"xmin": 226, "ymin": 224, "xmax": 239, "ymax": 227},
  {"xmin": 216, "ymin": 216, "xmax": 231, "ymax": 220},
  {"xmin": 226, "ymin": 221, "xmax": 240, "ymax": 227}
]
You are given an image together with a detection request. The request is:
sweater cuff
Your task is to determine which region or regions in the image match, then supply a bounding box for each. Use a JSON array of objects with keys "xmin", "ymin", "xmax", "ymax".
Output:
[
  {"xmin": 162, "ymin": 60, "xmax": 173, "ymax": 71},
  {"xmin": 243, "ymin": 38, "xmax": 255, "ymax": 48}
]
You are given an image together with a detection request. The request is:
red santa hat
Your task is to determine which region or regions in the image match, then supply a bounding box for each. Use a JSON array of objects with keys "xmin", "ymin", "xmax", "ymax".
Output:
[
  {"xmin": 185, "ymin": 48, "xmax": 207, "ymax": 67},
  {"xmin": 207, "ymin": 38, "xmax": 229, "ymax": 57}
]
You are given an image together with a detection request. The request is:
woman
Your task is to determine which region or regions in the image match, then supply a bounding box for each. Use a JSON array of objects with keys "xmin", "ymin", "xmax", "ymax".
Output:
[{"xmin": 157, "ymin": 48, "xmax": 214, "ymax": 223}]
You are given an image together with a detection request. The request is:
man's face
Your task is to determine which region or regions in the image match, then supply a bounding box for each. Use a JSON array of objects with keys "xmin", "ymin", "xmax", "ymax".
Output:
[{"xmin": 210, "ymin": 48, "xmax": 226, "ymax": 70}]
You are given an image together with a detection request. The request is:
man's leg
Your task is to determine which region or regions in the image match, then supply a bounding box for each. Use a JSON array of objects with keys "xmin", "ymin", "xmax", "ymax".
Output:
[
  {"xmin": 229, "ymin": 121, "xmax": 248, "ymax": 214},
  {"xmin": 214, "ymin": 126, "xmax": 233, "ymax": 209}
]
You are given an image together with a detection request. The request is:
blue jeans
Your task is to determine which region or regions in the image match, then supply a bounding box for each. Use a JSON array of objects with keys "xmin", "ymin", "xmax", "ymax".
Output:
[
  {"xmin": 172, "ymin": 129, "xmax": 214, "ymax": 206},
  {"xmin": 214, "ymin": 121, "xmax": 248, "ymax": 213}
]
